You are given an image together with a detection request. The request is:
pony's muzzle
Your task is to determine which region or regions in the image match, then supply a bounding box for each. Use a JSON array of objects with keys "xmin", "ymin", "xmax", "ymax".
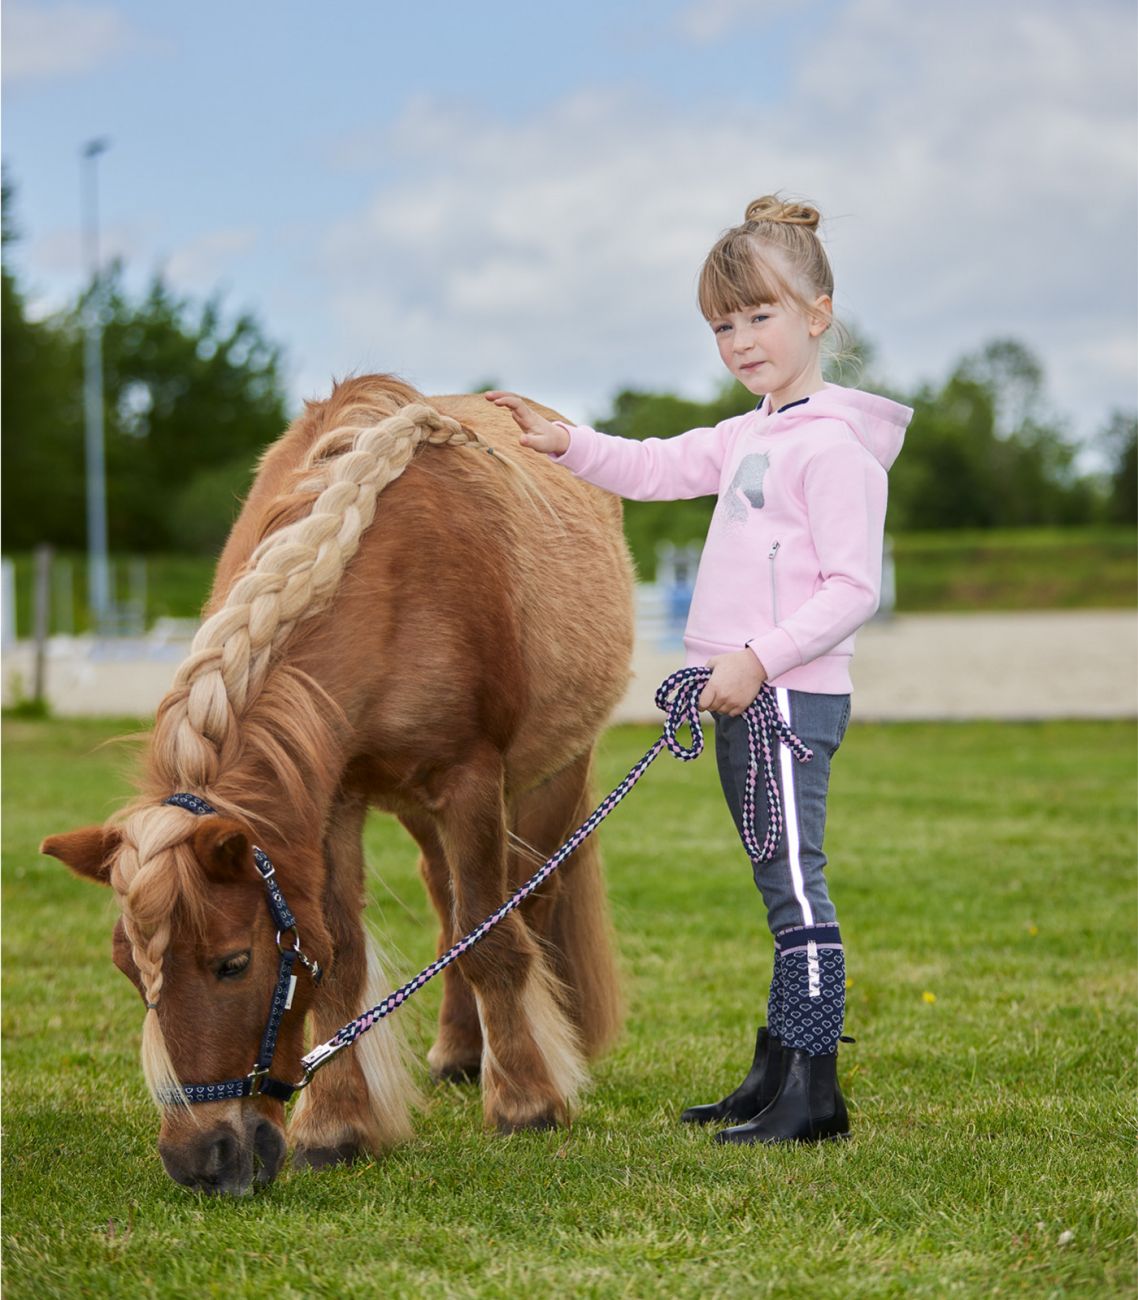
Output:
[{"xmin": 159, "ymin": 1110, "xmax": 286, "ymax": 1196}]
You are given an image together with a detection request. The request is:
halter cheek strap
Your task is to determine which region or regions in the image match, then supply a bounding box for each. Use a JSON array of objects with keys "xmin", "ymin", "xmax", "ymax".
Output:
[{"xmin": 159, "ymin": 794, "xmax": 322, "ymax": 1105}]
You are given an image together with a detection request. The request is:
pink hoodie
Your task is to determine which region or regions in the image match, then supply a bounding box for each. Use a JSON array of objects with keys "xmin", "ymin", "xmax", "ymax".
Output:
[{"xmin": 554, "ymin": 383, "xmax": 912, "ymax": 693}]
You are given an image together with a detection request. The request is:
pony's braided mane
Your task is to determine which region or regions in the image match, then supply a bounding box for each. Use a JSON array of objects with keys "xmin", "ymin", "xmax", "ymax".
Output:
[{"xmin": 111, "ymin": 386, "xmax": 505, "ymax": 1104}]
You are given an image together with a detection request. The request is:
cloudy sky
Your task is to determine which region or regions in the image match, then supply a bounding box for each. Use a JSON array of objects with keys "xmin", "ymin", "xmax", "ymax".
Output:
[{"xmin": 3, "ymin": 0, "xmax": 1135, "ymax": 456}]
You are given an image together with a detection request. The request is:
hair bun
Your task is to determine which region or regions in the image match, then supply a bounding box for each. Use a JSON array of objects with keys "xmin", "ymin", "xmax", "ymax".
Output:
[{"xmin": 744, "ymin": 195, "xmax": 821, "ymax": 230}]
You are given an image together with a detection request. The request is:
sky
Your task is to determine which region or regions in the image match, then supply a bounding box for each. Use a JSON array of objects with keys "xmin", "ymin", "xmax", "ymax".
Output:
[{"xmin": 3, "ymin": 0, "xmax": 1136, "ymax": 462}]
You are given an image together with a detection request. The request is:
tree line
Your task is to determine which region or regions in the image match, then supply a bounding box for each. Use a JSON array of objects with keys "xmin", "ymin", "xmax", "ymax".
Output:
[{"xmin": 3, "ymin": 179, "xmax": 1134, "ymax": 565}]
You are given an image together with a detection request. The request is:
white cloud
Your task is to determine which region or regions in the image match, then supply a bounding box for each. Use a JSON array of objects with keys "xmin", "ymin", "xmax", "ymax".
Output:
[
  {"xmin": 294, "ymin": 0, "xmax": 1137, "ymax": 444},
  {"xmin": 672, "ymin": 0, "xmax": 809, "ymax": 45},
  {"xmin": 162, "ymin": 228, "xmax": 258, "ymax": 290},
  {"xmin": 2, "ymin": 2, "xmax": 147, "ymax": 84}
]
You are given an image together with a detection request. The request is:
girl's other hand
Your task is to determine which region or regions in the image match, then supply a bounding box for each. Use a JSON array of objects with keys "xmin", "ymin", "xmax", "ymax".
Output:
[
  {"xmin": 699, "ymin": 650, "xmax": 768, "ymax": 716},
  {"xmin": 484, "ymin": 391, "xmax": 571, "ymax": 455}
]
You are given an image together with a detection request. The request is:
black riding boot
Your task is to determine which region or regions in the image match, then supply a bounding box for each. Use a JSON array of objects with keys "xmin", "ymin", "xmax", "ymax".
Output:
[
  {"xmin": 680, "ymin": 1027, "xmax": 784, "ymax": 1125},
  {"xmin": 715, "ymin": 1046, "xmax": 849, "ymax": 1144}
]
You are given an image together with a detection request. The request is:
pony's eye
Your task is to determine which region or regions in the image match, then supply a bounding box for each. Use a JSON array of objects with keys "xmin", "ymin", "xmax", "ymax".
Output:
[{"xmin": 215, "ymin": 951, "xmax": 251, "ymax": 980}]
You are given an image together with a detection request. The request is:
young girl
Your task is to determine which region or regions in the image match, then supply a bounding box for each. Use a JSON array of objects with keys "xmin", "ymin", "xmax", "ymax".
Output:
[{"xmin": 487, "ymin": 196, "xmax": 912, "ymax": 1145}]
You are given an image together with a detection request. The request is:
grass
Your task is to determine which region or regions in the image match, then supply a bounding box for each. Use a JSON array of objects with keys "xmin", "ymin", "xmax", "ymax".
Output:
[
  {"xmin": 6, "ymin": 526, "xmax": 1136, "ymax": 638},
  {"xmin": 3, "ymin": 715, "xmax": 1135, "ymax": 1297},
  {"xmin": 890, "ymin": 527, "xmax": 1137, "ymax": 611}
]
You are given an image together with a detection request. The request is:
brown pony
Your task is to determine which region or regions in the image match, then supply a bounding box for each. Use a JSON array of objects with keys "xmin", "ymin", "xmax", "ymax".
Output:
[{"xmin": 42, "ymin": 376, "xmax": 634, "ymax": 1195}]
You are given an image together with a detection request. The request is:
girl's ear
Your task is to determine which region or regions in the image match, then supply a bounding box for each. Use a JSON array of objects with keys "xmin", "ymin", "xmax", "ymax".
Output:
[
  {"xmin": 808, "ymin": 294, "xmax": 833, "ymax": 338},
  {"xmin": 41, "ymin": 824, "xmax": 122, "ymax": 885}
]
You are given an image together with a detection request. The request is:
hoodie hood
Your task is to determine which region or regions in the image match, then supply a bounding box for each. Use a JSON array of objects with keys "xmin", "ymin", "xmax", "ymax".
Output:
[{"xmin": 771, "ymin": 383, "xmax": 912, "ymax": 470}]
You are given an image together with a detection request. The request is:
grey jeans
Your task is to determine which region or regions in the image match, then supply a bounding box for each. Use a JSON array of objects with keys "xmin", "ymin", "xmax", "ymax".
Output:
[{"xmin": 715, "ymin": 688, "xmax": 851, "ymax": 936}]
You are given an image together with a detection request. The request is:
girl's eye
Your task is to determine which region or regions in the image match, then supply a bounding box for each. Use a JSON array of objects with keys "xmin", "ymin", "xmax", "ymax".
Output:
[
  {"xmin": 713, "ymin": 323, "xmax": 731, "ymax": 334},
  {"xmin": 752, "ymin": 314, "xmax": 769, "ymax": 324},
  {"xmin": 215, "ymin": 951, "xmax": 251, "ymax": 981}
]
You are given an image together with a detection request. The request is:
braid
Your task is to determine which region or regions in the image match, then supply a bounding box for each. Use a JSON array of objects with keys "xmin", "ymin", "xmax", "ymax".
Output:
[{"xmin": 152, "ymin": 402, "xmax": 483, "ymax": 790}]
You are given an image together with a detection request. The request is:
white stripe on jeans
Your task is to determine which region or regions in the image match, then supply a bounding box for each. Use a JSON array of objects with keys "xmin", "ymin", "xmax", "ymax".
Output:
[{"xmin": 776, "ymin": 686, "xmax": 814, "ymax": 932}]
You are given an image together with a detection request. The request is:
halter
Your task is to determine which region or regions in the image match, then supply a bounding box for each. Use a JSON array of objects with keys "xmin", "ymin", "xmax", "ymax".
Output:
[
  {"xmin": 156, "ymin": 668, "xmax": 811, "ymax": 1106},
  {"xmin": 160, "ymin": 792, "xmax": 323, "ymax": 1104}
]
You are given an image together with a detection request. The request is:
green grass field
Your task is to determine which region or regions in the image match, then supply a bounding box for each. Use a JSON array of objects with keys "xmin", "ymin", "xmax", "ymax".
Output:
[{"xmin": 3, "ymin": 716, "xmax": 1135, "ymax": 1298}]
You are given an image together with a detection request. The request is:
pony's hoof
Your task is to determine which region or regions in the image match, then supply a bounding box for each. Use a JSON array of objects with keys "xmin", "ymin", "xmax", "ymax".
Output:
[
  {"xmin": 292, "ymin": 1141, "xmax": 364, "ymax": 1171},
  {"xmin": 494, "ymin": 1109, "xmax": 560, "ymax": 1135},
  {"xmin": 430, "ymin": 1061, "xmax": 481, "ymax": 1085}
]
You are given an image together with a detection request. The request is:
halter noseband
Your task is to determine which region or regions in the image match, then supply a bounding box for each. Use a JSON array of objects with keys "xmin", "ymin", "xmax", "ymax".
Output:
[{"xmin": 160, "ymin": 793, "xmax": 322, "ymax": 1104}]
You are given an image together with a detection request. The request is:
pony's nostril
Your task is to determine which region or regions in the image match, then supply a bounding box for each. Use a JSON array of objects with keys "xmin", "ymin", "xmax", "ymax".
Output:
[
  {"xmin": 252, "ymin": 1118, "xmax": 286, "ymax": 1185},
  {"xmin": 204, "ymin": 1132, "xmax": 237, "ymax": 1178}
]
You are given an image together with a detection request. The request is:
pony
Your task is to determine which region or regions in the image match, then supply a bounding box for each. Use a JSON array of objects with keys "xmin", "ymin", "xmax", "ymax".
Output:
[{"xmin": 42, "ymin": 375, "xmax": 635, "ymax": 1196}]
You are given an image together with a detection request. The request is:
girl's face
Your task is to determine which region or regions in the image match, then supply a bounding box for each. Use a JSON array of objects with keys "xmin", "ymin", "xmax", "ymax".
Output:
[{"xmin": 709, "ymin": 296, "xmax": 831, "ymax": 408}]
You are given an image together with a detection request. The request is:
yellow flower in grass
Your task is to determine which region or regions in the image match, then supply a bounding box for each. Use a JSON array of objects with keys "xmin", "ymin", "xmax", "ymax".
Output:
[{"xmin": 922, "ymin": 991, "xmax": 937, "ymax": 1004}]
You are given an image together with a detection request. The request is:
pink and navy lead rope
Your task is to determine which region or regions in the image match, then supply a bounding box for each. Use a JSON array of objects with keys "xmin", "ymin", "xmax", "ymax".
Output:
[{"xmin": 298, "ymin": 667, "xmax": 812, "ymax": 1086}]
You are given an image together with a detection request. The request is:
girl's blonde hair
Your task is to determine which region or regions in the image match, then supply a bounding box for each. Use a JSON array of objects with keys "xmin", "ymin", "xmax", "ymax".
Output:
[{"xmin": 698, "ymin": 195, "xmax": 836, "ymax": 328}]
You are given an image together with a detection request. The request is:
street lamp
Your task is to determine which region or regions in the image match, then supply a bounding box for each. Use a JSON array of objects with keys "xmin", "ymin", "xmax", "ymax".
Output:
[{"xmin": 81, "ymin": 136, "xmax": 111, "ymax": 633}]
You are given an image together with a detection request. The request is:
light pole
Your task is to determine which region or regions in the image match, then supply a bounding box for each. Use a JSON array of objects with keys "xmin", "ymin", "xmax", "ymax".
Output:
[{"xmin": 81, "ymin": 136, "xmax": 111, "ymax": 633}]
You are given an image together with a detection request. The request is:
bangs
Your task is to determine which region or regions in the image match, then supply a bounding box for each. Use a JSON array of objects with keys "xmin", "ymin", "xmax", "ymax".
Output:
[{"xmin": 697, "ymin": 232, "xmax": 798, "ymax": 320}]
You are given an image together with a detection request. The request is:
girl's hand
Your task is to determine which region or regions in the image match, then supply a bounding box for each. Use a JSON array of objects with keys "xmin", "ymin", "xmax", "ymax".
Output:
[
  {"xmin": 484, "ymin": 391, "xmax": 570, "ymax": 455},
  {"xmin": 699, "ymin": 650, "xmax": 768, "ymax": 716}
]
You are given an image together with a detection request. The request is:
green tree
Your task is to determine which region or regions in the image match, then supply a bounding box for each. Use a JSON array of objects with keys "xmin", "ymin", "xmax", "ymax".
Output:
[
  {"xmin": 1097, "ymin": 409, "xmax": 1138, "ymax": 524},
  {"xmin": 94, "ymin": 267, "xmax": 290, "ymax": 552},
  {"xmin": 1, "ymin": 174, "xmax": 87, "ymax": 550},
  {"xmin": 888, "ymin": 339, "xmax": 1096, "ymax": 530},
  {"xmin": 2, "ymin": 176, "xmax": 292, "ymax": 555}
]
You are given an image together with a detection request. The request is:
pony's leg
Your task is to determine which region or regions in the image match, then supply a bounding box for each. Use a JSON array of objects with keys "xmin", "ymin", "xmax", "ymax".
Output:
[
  {"xmin": 399, "ymin": 810, "xmax": 484, "ymax": 1082},
  {"xmin": 436, "ymin": 747, "xmax": 586, "ymax": 1133},
  {"xmin": 289, "ymin": 791, "xmax": 416, "ymax": 1168},
  {"xmin": 510, "ymin": 750, "xmax": 623, "ymax": 1060}
]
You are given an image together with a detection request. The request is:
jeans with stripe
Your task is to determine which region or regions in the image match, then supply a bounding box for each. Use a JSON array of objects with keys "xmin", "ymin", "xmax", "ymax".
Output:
[{"xmin": 715, "ymin": 688, "xmax": 851, "ymax": 1054}]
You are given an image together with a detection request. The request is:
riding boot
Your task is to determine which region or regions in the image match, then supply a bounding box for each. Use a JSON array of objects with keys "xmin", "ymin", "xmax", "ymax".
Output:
[
  {"xmin": 680, "ymin": 1026, "xmax": 784, "ymax": 1125},
  {"xmin": 714, "ymin": 1046, "xmax": 849, "ymax": 1144}
]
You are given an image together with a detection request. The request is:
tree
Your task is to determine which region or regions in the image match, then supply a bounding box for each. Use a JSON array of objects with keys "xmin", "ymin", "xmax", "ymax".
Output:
[
  {"xmin": 887, "ymin": 339, "xmax": 1097, "ymax": 530},
  {"xmin": 1, "ymin": 173, "xmax": 87, "ymax": 550},
  {"xmin": 2, "ymin": 177, "xmax": 292, "ymax": 554},
  {"xmin": 1097, "ymin": 409, "xmax": 1138, "ymax": 524},
  {"xmin": 94, "ymin": 267, "xmax": 290, "ymax": 552}
]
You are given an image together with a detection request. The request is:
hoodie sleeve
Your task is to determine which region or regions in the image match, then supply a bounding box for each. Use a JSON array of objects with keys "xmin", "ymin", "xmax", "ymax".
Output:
[
  {"xmin": 549, "ymin": 418, "xmax": 739, "ymax": 501},
  {"xmin": 746, "ymin": 441, "xmax": 888, "ymax": 679}
]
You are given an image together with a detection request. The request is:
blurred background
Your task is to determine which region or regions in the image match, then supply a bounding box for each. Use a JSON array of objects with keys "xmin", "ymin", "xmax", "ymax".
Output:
[{"xmin": 2, "ymin": 0, "xmax": 1135, "ymax": 713}]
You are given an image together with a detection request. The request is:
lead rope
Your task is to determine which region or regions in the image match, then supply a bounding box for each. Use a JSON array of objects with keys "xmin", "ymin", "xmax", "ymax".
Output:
[{"xmin": 298, "ymin": 667, "xmax": 812, "ymax": 1084}]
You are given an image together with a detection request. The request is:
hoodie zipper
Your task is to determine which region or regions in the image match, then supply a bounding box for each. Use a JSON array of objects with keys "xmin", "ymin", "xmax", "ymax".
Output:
[{"xmin": 768, "ymin": 541, "xmax": 781, "ymax": 624}]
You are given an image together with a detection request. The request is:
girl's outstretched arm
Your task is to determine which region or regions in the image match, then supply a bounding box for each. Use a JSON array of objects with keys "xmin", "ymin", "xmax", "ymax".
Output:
[{"xmin": 484, "ymin": 391, "xmax": 570, "ymax": 456}]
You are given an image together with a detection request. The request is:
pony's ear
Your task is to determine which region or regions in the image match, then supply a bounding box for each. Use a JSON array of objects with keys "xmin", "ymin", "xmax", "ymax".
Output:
[
  {"xmin": 191, "ymin": 819, "xmax": 252, "ymax": 883},
  {"xmin": 41, "ymin": 825, "xmax": 121, "ymax": 885}
]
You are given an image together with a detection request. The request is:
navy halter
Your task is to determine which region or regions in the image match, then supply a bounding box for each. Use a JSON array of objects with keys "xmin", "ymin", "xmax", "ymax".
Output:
[{"xmin": 161, "ymin": 793, "xmax": 322, "ymax": 1104}]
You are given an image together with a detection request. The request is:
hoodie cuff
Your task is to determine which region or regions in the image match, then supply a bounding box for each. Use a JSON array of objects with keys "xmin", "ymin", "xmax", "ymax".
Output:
[
  {"xmin": 746, "ymin": 627, "xmax": 802, "ymax": 681},
  {"xmin": 550, "ymin": 421, "xmax": 580, "ymax": 466}
]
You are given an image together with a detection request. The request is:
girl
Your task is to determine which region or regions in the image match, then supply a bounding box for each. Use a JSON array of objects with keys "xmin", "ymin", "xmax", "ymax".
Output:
[{"xmin": 487, "ymin": 196, "xmax": 912, "ymax": 1145}]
